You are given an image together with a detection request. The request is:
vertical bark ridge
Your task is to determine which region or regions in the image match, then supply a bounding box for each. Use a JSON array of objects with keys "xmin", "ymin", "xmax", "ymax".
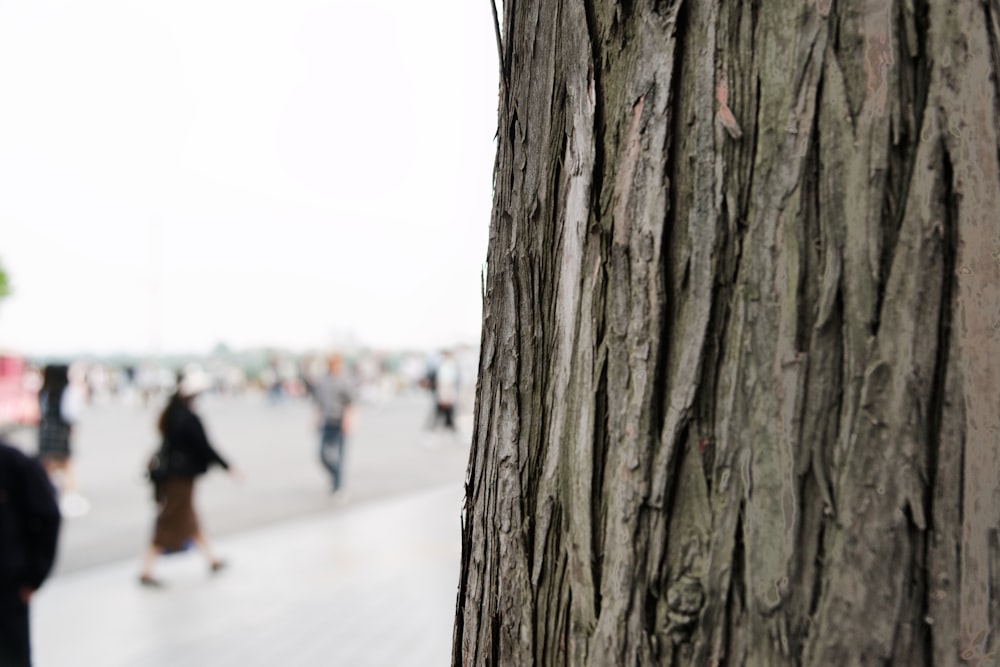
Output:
[
  {"xmin": 689, "ymin": 1, "xmax": 760, "ymax": 657},
  {"xmin": 532, "ymin": 0, "xmax": 603, "ymax": 663},
  {"xmin": 987, "ymin": 0, "xmax": 1000, "ymax": 183},
  {"xmin": 647, "ymin": 0, "xmax": 716, "ymax": 517},
  {"xmin": 777, "ymin": 105, "xmax": 834, "ymax": 654},
  {"xmin": 459, "ymin": 0, "xmax": 570, "ymax": 661},
  {"xmin": 624, "ymin": 2, "xmax": 716, "ymax": 657},
  {"xmin": 725, "ymin": 3, "xmax": 829, "ymax": 663},
  {"xmin": 926, "ymin": 312, "xmax": 965, "ymax": 666},
  {"xmin": 807, "ymin": 126, "xmax": 951, "ymax": 663},
  {"xmin": 587, "ymin": 2, "xmax": 686, "ymax": 664},
  {"xmin": 829, "ymin": 3, "xmax": 892, "ymax": 494},
  {"xmin": 522, "ymin": 6, "xmax": 563, "ymax": 587},
  {"xmin": 455, "ymin": 310, "xmax": 493, "ymax": 662},
  {"xmin": 581, "ymin": 0, "xmax": 607, "ymax": 223},
  {"xmin": 923, "ymin": 138, "xmax": 960, "ymax": 667},
  {"xmin": 934, "ymin": 0, "xmax": 1000, "ymax": 659}
]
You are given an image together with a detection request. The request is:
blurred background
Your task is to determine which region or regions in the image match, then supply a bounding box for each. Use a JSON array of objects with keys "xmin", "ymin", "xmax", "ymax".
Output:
[
  {"xmin": 0, "ymin": 0, "xmax": 497, "ymax": 664},
  {"xmin": 0, "ymin": 0, "xmax": 495, "ymax": 356}
]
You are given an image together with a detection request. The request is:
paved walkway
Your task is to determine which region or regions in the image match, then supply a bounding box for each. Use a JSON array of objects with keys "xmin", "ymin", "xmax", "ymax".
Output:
[{"xmin": 31, "ymin": 484, "xmax": 464, "ymax": 667}]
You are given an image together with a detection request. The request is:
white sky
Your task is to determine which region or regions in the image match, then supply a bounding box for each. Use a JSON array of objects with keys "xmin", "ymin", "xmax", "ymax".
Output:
[{"xmin": 0, "ymin": 0, "xmax": 499, "ymax": 357}]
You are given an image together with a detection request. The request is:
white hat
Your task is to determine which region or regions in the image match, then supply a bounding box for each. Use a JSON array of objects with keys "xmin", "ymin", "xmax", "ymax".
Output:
[{"xmin": 179, "ymin": 370, "xmax": 212, "ymax": 397}]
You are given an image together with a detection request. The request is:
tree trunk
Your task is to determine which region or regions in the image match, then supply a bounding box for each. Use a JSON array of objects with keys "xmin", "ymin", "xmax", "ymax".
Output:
[{"xmin": 454, "ymin": 0, "xmax": 1000, "ymax": 664}]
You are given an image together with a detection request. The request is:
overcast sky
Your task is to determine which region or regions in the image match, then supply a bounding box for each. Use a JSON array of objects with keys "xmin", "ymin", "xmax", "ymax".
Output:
[{"xmin": 0, "ymin": 0, "xmax": 498, "ymax": 357}]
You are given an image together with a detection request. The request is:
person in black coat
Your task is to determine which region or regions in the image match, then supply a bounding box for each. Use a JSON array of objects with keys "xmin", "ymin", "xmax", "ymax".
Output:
[
  {"xmin": 0, "ymin": 439, "xmax": 61, "ymax": 667},
  {"xmin": 138, "ymin": 370, "xmax": 241, "ymax": 587},
  {"xmin": 36, "ymin": 364, "xmax": 89, "ymax": 517}
]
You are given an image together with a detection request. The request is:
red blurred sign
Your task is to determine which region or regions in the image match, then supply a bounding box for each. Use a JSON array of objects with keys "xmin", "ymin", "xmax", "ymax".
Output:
[{"xmin": 0, "ymin": 355, "xmax": 40, "ymax": 428}]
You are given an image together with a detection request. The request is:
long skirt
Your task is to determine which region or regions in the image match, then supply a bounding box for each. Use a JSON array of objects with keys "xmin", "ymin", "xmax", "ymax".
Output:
[{"xmin": 152, "ymin": 477, "xmax": 200, "ymax": 552}]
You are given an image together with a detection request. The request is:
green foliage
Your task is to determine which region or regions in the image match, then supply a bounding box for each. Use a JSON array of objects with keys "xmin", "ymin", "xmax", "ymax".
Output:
[{"xmin": 0, "ymin": 259, "xmax": 9, "ymax": 301}]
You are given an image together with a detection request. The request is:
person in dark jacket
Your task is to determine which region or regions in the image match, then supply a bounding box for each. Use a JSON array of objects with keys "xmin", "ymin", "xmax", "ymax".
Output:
[
  {"xmin": 0, "ymin": 439, "xmax": 61, "ymax": 667},
  {"xmin": 138, "ymin": 369, "xmax": 241, "ymax": 587},
  {"xmin": 36, "ymin": 364, "xmax": 89, "ymax": 517}
]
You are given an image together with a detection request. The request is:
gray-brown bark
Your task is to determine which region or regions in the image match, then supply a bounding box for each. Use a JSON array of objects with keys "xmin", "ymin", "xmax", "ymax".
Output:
[{"xmin": 454, "ymin": 0, "xmax": 1000, "ymax": 664}]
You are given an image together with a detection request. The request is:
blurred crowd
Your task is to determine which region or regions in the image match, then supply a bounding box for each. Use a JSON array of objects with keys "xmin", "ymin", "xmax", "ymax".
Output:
[{"xmin": 0, "ymin": 345, "xmax": 479, "ymax": 430}]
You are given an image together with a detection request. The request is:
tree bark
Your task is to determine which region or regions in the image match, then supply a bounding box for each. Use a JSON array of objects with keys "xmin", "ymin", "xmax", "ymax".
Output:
[{"xmin": 454, "ymin": 0, "xmax": 1000, "ymax": 665}]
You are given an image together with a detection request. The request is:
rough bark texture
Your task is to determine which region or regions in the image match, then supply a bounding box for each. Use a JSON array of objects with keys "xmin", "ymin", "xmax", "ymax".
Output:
[{"xmin": 454, "ymin": 0, "xmax": 1000, "ymax": 664}]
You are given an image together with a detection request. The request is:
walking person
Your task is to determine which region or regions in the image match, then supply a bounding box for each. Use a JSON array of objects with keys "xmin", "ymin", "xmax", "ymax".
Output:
[
  {"xmin": 36, "ymin": 364, "xmax": 89, "ymax": 517},
  {"xmin": 0, "ymin": 439, "xmax": 61, "ymax": 667},
  {"xmin": 421, "ymin": 350, "xmax": 442, "ymax": 431},
  {"xmin": 432, "ymin": 349, "xmax": 460, "ymax": 435},
  {"xmin": 311, "ymin": 354, "xmax": 356, "ymax": 496},
  {"xmin": 139, "ymin": 370, "xmax": 241, "ymax": 587}
]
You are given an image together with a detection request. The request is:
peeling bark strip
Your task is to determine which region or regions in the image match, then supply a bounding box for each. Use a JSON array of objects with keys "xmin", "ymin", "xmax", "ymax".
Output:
[{"xmin": 455, "ymin": 0, "xmax": 1000, "ymax": 664}]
